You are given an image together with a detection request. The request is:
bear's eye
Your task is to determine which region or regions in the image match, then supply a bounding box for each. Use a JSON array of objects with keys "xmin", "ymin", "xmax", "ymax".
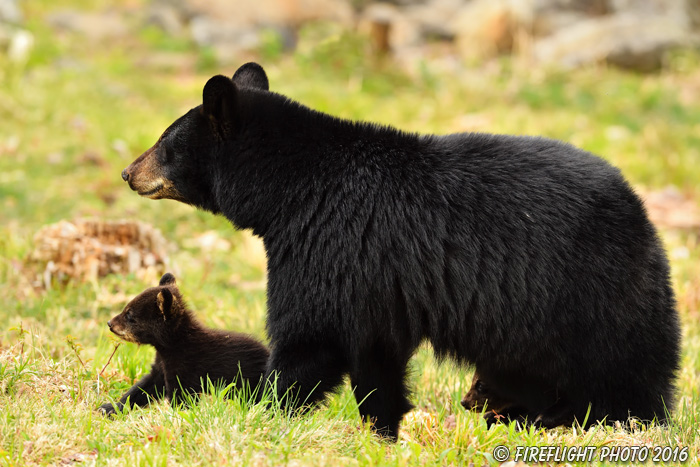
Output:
[
  {"xmin": 125, "ymin": 311, "xmax": 134, "ymax": 323},
  {"xmin": 162, "ymin": 146, "xmax": 174, "ymax": 163}
]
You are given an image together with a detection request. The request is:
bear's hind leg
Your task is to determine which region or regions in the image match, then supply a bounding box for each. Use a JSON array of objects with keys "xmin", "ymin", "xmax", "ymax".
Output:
[
  {"xmin": 266, "ymin": 343, "xmax": 348, "ymax": 411},
  {"xmin": 166, "ymin": 375, "xmax": 202, "ymax": 409},
  {"xmin": 350, "ymin": 348, "xmax": 413, "ymax": 441}
]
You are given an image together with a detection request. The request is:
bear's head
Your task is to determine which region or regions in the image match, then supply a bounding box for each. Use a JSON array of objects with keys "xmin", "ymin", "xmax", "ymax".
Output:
[
  {"xmin": 107, "ymin": 273, "xmax": 187, "ymax": 346},
  {"xmin": 120, "ymin": 63, "xmax": 269, "ymax": 212}
]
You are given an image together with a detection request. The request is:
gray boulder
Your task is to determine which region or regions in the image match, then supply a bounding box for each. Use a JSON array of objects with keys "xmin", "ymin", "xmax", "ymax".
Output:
[
  {"xmin": 0, "ymin": 0, "xmax": 21, "ymax": 24},
  {"xmin": 533, "ymin": 12, "xmax": 696, "ymax": 72}
]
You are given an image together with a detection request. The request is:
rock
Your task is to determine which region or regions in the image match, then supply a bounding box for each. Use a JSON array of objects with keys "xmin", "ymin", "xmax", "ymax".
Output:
[
  {"xmin": 47, "ymin": 10, "xmax": 130, "ymax": 41},
  {"xmin": 529, "ymin": 0, "xmax": 611, "ymax": 37},
  {"xmin": 638, "ymin": 187, "xmax": 700, "ymax": 231},
  {"xmin": 452, "ymin": 0, "xmax": 610, "ymax": 60},
  {"xmin": 190, "ymin": 15, "xmax": 262, "ymax": 52},
  {"xmin": 138, "ymin": 0, "xmax": 699, "ymax": 68},
  {"xmin": 452, "ymin": 0, "xmax": 526, "ymax": 59},
  {"xmin": 356, "ymin": 0, "xmax": 425, "ymax": 6},
  {"xmin": 361, "ymin": 2, "xmax": 421, "ymax": 51},
  {"xmin": 149, "ymin": 0, "xmax": 353, "ymax": 61},
  {"xmin": 0, "ymin": 0, "xmax": 21, "ymax": 24},
  {"xmin": 403, "ymin": 0, "xmax": 468, "ymax": 41},
  {"xmin": 0, "ymin": 24, "xmax": 32, "ymax": 63},
  {"xmin": 146, "ymin": 3, "xmax": 186, "ymax": 36},
  {"xmin": 7, "ymin": 28, "xmax": 33, "ymax": 62},
  {"xmin": 609, "ymin": 0, "xmax": 695, "ymax": 33},
  {"xmin": 156, "ymin": 0, "xmax": 354, "ymax": 28},
  {"xmin": 610, "ymin": 0, "xmax": 687, "ymax": 16},
  {"xmin": 451, "ymin": 0, "xmax": 697, "ymax": 69},
  {"xmin": 0, "ymin": 0, "xmax": 32, "ymax": 63},
  {"xmin": 533, "ymin": 12, "xmax": 695, "ymax": 71}
]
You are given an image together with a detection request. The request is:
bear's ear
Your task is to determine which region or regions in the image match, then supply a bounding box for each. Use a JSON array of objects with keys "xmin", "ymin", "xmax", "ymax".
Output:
[
  {"xmin": 202, "ymin": 75, "xmax": 238, "ymax": 136},
  {"xmin": 159, "ymin": 273, "xmax": 176, "ymax": 287},
  {"xmin": 232, "ymin": 62, "xmax": 269, "ymax": 91},
  {"xmin": 156, "ymin": 288, "xmax": 174, "ymax": 320}
]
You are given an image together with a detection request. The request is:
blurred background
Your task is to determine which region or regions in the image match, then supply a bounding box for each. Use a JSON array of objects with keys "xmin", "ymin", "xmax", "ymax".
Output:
[
  {"xmin": 2, "ymin": 1, "xmax": 700, "ymax": 463},
  {"xmin": 2, "ymin": 0, "xmax": 699, "ymax": 285}
]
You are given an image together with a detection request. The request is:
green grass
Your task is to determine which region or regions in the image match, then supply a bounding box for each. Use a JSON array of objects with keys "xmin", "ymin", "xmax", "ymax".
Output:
[{"xmin": 2, "ymin": 1, "xmax": 700, "ymax": 465}]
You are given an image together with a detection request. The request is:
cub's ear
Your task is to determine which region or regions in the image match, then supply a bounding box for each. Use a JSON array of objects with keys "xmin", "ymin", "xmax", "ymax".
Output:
[
  {"xmin": 157, "ymin": 288, "xmax": 174, "ymax": 319},
  {"xmin": 159, "ymin": 273, "xmax": 176, "ymax": 287},
  {"xmin": 202, "ymin": 75, "xmax": 238, "ymax": 135},
  {"xmin": 232, "ymin": 62, "xmax": 269, "ymax": 91}
]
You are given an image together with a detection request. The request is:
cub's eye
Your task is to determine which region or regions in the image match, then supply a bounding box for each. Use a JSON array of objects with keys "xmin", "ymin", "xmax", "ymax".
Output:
[
  {"xmin": 125, "ymin": 311, "xmax": 135, "ymax": 323},
  {"xmin": 475, "ymin": 381, "xmax": 485, "ymax": 392}
]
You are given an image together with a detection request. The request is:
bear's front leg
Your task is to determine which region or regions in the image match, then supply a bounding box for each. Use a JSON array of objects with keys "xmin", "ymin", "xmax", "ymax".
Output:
[
  {"xmin": 266, "ymin": 342, "xmax": 348, "ymax": 412},
  {"xmin": 99, "ymin": 361, "xmax": 166, "ymax": 416},
  {"xmin": 349, "ymin": 346, "xmax": 413, "ymax": 441}
]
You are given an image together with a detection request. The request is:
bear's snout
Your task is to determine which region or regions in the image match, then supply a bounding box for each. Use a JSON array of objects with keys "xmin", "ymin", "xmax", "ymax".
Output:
[{"xmin": 121, "ymin": 144, "xmax": 179, "ymax": 200}]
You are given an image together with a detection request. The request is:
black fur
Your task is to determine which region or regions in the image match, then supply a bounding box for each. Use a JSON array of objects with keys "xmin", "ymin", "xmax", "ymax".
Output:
[
  {"xmin": 121, "ymin": 63, "xmax": 681, "ymax": 439},
  {"xmin": 461, "ymin": 371, "xmax": 511, "ymax": 413},
  {"xmin": 99, "ymin": 273, "xmax": 269, "ymax": 415}
]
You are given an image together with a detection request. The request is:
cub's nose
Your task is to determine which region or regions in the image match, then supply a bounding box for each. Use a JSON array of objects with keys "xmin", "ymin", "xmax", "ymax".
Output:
[
  {"xmin": 121, "ymin": 169, "xmax": 129, "ymax": 182},
  {"xmin": 107, "ymin": 320, "xmax": 113, "ymax": 329}
]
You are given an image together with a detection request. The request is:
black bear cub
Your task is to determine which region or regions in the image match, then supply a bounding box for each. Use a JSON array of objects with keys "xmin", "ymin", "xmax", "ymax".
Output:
[
  {"xmin": 461, "ymin": 372, "xmax": 510, "ymax": 414},
  {"xmin": 99, "ymin": 273, "xmax": 269, "ymax": 415},
  {"xmin": 461, "ymin": 372, "xmax": 537, "ymax": 427}
]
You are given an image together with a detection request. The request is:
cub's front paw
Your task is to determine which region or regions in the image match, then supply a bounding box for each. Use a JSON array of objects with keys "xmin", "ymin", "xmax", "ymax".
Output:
[{"xmin": 98, "ymin": 402, "xmax": 118, "ymax": 416}]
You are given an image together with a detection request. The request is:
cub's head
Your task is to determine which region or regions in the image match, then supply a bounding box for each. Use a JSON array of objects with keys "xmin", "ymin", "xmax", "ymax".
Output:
[
  {"xmin": 120, "ymin": 62, "xmax": 269, "ymax": 211},
  {"xmin": 107, "ymin": 273, "xmax": 186, "ymax": 346},
  {"xmin": 460, "ymin": 373, "xmax": 509, "ymax": 413}
]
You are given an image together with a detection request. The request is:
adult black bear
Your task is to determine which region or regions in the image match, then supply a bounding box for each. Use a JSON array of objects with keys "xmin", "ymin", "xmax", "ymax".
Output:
[
  {"xmin": 99, "ymin": 273, "xmax": 269, "ymax": 415},
  {"xmin": 121, "ymin": 62, "xmax": 681, "ymax": 439}
]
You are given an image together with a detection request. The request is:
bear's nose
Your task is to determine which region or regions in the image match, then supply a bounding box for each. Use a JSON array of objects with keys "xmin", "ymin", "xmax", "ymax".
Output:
[
  {"xmin": 121, "ymin": 169, "xmax": 129, "ymax": 182},
  {"xmin": 107, "ymin": 320, "xmax": 113, "ymax": 329}
]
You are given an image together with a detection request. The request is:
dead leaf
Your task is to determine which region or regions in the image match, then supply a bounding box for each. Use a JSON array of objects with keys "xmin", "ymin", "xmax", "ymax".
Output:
[
  {"xmin": 147, "ymin": 425, "xmax": 174, "ymax": 443},
  {"xmin": 58, "ymin": 449, "xmax": 97, "ymax": 465},
  {"xmin": 443, "ymin": 414, "xmax": 457, "ymax": 430}
]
